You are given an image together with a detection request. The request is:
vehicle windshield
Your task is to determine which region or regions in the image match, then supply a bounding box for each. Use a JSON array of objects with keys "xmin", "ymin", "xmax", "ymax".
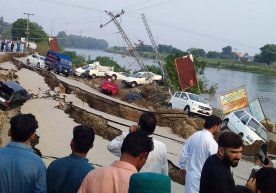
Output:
[
  {"xmin": 60, "ymin": 59, "xmax": 72, "ymax": 66},
  {"xmin": 247, "ymin": 118, "xmax": 268, "ymax": 140},
  {"xmin": 40, "ymin": 56, "xmax": 45, "ymax": 60},
  {"xmin": 132, "ymin": 72, "xmax": 142, "ymax": 78},
  {"xmin": 0, "ymin": 85, "xmax": 13, "ymax": 100},
  {"xmin": 188, "ymin": 93, "xmax": 205, "ymax": 103},
  {"xmin": 81, "ymin": 65, "xmax": 89, "ymax": 70}
]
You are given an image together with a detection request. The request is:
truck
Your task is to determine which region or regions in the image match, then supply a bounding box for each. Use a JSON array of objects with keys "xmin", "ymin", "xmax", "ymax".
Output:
[
  {"xmin": 87, "ymin": 62, "xmax": 114, "ymax": 79},
  {"xmin": 45, "ymin": 50, "xmax": 73, "ymax": 77}
]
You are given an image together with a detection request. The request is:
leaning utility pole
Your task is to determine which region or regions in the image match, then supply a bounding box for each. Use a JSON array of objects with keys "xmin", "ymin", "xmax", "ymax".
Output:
[
  {"xmin": 23, "ymin": 12, "xmax": 34, "ymax": 43},
  {"xmin": 100, "ymin": 10, "xmax": 149, "ymax": 72},
  {"xmin": 141, "ymin": 13, "xmax": 172, "ymax": 94}
]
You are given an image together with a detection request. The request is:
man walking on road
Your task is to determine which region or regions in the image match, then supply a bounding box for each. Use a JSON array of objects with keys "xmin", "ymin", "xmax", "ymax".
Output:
[
  {"xmin": 178, "ymin": 115, "xmax": 222, "ymax": 193},
  {"xmin": 0, "ymin": 114, "xmax": 47, "ymax": 193},
  {"xmin": 199, "ymin": 132, "xmax": 243, "ymax": 193}
]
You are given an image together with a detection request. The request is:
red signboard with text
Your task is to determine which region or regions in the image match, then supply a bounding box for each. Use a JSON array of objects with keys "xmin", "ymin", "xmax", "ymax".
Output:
[{"xmin": 175, "ymin": 54, "xmax": 198, "ymax": 90}]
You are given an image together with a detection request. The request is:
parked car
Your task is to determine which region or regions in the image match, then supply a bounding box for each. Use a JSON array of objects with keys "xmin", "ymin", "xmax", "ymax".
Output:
[
  {"xmin": 74, "ymin": 64, "xmax": 95, "ymax": 77},
  {"xmin": 221, "ymin": 109, "xmax": 268, "ymax": 146},
  {"xmin": 105, "ymin": 71, "xmax": 129, "ymax": 80},
  {"xmin": 0, "ymin": 81, "xmax": 30, "ymax": 109},
  {"xmin": 100, "ymin": 79, "xmax": 119, "ymax": 95},
  {"xmin": 45, "ymin": 50, "xmax": 73, "ymax": 77},
  {"xmin": 123, "ymin": 71, "xmax": 162, "ymax": 87},
  {"xmin": 87, "ymin": 62, "xmax": 114, "ymax": 79},
  {"xmin": 168, "ymin": 91, "xmax": 213, "ymax": 116},
  {"xmin": 26, "ymin": 54, "xmax": 46, "ymax": 68}
]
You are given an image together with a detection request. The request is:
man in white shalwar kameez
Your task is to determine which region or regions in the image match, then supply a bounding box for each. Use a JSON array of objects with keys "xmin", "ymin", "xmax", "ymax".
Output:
[{"xmin": 179, "ymin": 115, "xmax": 222, "ymax": 193}]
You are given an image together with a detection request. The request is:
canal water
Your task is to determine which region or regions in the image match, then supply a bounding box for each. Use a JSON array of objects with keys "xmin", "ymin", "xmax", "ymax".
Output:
[{"xmin": 67, "ymin": 48, "xmax": 276, "ymax": 122}]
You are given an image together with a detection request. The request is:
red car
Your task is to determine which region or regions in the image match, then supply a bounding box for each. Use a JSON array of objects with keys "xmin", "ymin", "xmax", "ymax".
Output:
[{"xmin": 100, "ymin": 79, "xmax": 119, "ymax": 95}]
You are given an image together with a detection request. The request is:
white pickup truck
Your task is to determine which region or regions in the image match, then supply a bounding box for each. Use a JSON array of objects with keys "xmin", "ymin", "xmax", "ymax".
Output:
[{"xmin": 88, "ymin": 62, "xmax": 114, "ymax": 79}]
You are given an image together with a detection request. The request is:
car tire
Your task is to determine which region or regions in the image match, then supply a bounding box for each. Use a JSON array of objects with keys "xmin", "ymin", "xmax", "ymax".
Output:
[
  {"xmin": 80, "ymin": 73, "xmax": 85, "ymax": 78},
  {"xmin": 37, "ymin": 62, "xmax": 40, "ymax": 68},
  {"xmin": 130, "ymin": 82, "xmax": 137, "ymax": 88},
  {"xmin": 26, "ymin": 59, "xmax": 30, "ymax": 65},
  {"xmin": 91, "ymin": 74, "xmax": 96, "ymax": 79},
  {"xmin": 184, "ymin": 106, "xmax": 190, "ymax": 115},
  {"xmin": 221, "ymin": 119, "xmax": 229, "ymax": 130},
  {"xmin": 238, "ymin": 132, "xmax": 244, "ymax": 139},
  {"xmin": 111, "ymin": 75, "xmax": 117, "ymax": 80},
  {"xmin": 167, "ymin": 104, "xmax": 172, "ymax": 109}
]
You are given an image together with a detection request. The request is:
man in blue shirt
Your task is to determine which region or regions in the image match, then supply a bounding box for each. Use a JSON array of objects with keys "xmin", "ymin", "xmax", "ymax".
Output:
[
  {"xmin": 47, "ymin": 124, "xmax": 95, "ymax": 193},
  {"xmin": 0, "ymin": 113, "xmax": 47, "ymax": 193}
]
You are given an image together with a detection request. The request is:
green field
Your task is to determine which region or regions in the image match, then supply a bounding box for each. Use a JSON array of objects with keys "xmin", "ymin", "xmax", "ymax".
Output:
[{"xmin": 198, "ymin": 57, "xmax": 276, "ymax": 76}]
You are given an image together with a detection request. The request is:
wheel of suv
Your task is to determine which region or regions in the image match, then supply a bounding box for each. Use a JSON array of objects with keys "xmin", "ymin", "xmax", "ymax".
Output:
[
  {"xmin": 184, "ymin": 106, "xmax": 190, "ymax": 115},
  {"xmin": 167, "ymin": 103, "xmax": 172, "ymax": 109},
  {"xmin": 80, "ymin": 73, "xmax": 85, "ymax": 78},
  {"xmin": 26, "ymin": 59, "xmax": 30, "ymax": 65},
  {"xmin": 37, "ymin": 62, "xmax": 40, "ymax": 68},
  {"xmin": 111, "ymin": 74, "xmax": 117, "ymax": 80},
  {"xmin": 130, "ymin": 82, "xmax": 137, "ymax": 88},
  {"xmin": 221, "ymin": 119, "xmax": 229, "ymax": 130}
]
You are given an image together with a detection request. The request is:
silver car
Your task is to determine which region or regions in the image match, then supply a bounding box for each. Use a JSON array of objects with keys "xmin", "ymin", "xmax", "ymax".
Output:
[{"xmin": 26, "ymin": 54, "xmax": 46, "ymax": 68}]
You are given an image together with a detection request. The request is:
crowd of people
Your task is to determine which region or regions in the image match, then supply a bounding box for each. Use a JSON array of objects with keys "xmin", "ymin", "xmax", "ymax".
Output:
[
  {"xmin": 1, "ymin": 39, "xmax": 24, "ymax": 52},
  {"xmin": 0, "ymin": 112, "xmax": 275, "ymax": 193}
]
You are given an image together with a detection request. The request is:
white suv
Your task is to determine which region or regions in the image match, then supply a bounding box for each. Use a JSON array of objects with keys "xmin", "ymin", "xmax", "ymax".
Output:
[
  {"xmin": 221, "ymin": 109, "xmax": 268, "ymax": 145},
  {"xmin": 168, "ymin": 91, "xmax": 213, "ymax": 116},
  {"xmin": 123, "ymin": 72, "xmax": 162, "ymax": 88}
]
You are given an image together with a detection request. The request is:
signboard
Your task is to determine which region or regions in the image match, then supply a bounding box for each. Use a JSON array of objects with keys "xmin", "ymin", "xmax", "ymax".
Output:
[
  {"xmin": 175, "ymin": 54, "xmax": 198, "ymax": 90},
  {"xmin": 249, "ymin": 98, "xmax": 265, "ymax": 121},
  {"xmin": 219, "ymin": 86, "xmax": 249, "ymax": 114}
]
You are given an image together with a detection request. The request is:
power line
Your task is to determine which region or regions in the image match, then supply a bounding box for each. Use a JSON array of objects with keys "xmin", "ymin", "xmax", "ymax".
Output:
[{"xmin": 37, "ymin": 0, "xmax": 103, "ymax": 12}]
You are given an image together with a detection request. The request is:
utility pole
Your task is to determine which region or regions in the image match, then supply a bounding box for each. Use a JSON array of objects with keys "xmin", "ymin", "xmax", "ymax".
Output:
[
  {"xmin": 100, "ymin": 10, "xmax": 149, "ymax": 73},
  {"xmin": 141, "ymin": 13, "xmax": 172, "ymax": 94},
  {"xmin": 23, "ymin": 12, "xmax": 34, "ymax": 42}
]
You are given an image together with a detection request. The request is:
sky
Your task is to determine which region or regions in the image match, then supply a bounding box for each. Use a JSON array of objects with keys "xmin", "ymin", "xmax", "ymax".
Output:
[{"xmin": 1, "ymin": 0, "xmax": 276, "ymax": 55}]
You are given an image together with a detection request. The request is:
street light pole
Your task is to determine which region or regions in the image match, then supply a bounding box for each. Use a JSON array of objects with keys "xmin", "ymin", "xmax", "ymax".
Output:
[{"xmin": 23, "ymin": 12, "xmax": 34, "ymax": 43}]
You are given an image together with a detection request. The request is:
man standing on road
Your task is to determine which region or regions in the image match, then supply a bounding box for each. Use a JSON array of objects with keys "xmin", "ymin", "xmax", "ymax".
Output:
[
  {"xmin": 108, "ymin": 112, "xmax": 168, "ymax": 175},
  {"xmin": 199, "ymin": 132, "xmax": 243, "ymax": 193},
  {"xmin": 47, "ymin": 124, "xmax": 95, "ymax": 193},
  {"xmin": 0, "ymin": 114, "xmax": 47, "ymax": 193},
  {"xmin": 178, "ymin": 115, "xmax": 222, "ymax": 193},
  {"xmin": 78, "ymin": 130, "xmax": 154, "ymax": 193}
]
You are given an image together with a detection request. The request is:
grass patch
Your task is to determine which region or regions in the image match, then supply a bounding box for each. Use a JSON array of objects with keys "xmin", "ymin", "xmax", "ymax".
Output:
[{"xmin": 198, "ymin": 57, "xmax": 276, "ymax": 76}]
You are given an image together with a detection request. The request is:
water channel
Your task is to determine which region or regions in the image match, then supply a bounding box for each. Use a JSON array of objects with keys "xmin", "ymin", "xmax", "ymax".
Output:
[{"xmin": 66, "ymin": 48, "xmax": 276, "ymax": 122}]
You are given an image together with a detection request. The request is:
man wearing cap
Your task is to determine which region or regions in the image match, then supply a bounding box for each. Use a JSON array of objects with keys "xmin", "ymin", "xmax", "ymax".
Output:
[
  {"xmin": 108, "ymin": 112, "xmax": 168, "ymax": 175},
  {"xmin": 0, "ymin": 114, "xmax": 46, "ymax": 193},
  {"xmin": 47, "ymin": 125, "xmax": 95, "ymax": 193},
  {"xmin": 199, "ymin": 132, "xmax": 243, "ymax": 193},
  {"xmin": 78, "ymin": 130, "xmax": 154, "ymax": 193},
  {"xmin": 128, "ymin": 172, "xmax": 171, "ymax": 193},
  {"xmin": 178, "ymin": 115, "xmax": 222, "ymax": 193}
]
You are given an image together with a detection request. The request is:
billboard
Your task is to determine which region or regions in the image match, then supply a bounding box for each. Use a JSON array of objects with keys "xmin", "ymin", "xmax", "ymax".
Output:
[
  {"xmin": 175, "ymin": 54, "xmax": 198, "ymax": 90},
  {"xmin": 249, "ymin": 98, "xmax": 265, "ymax": 121},
  {"xmin": 219, "ymin": 86, "xmax": 249, "ymax": 114}
]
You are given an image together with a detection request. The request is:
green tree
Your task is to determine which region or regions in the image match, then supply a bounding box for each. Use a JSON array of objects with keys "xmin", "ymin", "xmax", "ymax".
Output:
[
  {"xmin": 164, "ymin": 52, "xmax": 207, "ymax": 94},
  {"xmin": 186, "ymin": 48, "xmax": 206, "ymax": 57},
  {"xmin": 255, "ymin": 44, "xmax": 276, "ymax": 65},
  {"xmin": 57, "ymin": 32, "xmax": 108, "ymax": 50},
  {"xmin": 206, "ymin": 51, "xmax": 220, "ymax": 58},
  {"xmin": 11, "ymin": 19, "xmax": 48, "ymax": 42}
]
